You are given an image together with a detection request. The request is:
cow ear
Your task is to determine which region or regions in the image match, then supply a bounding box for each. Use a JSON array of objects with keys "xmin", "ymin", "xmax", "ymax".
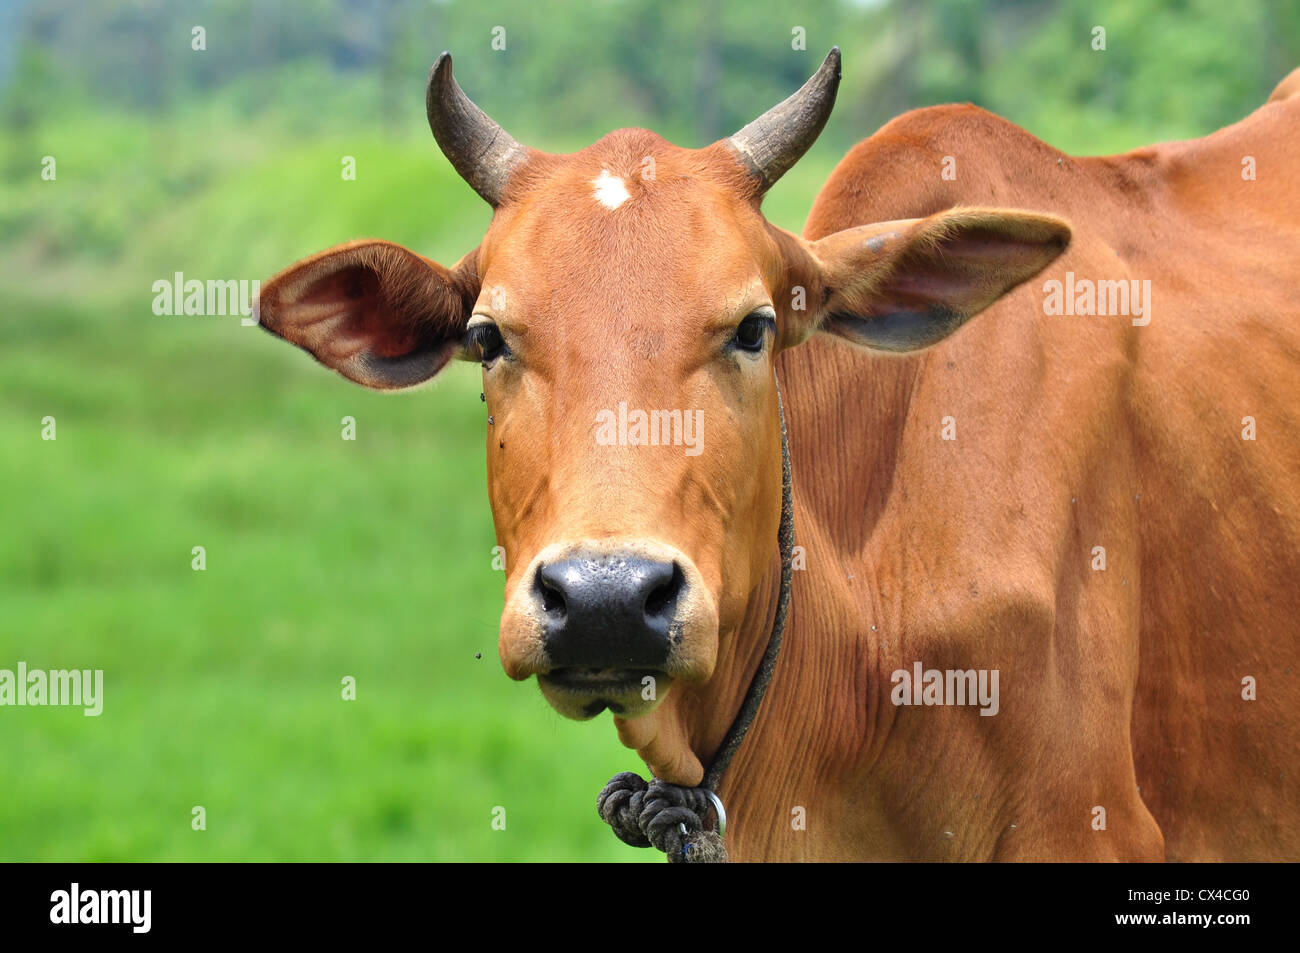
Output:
[
  {"xmin": 258, "ymin": 239, "xmax": 478, "ymax": 389},
  {"xmin": 802, "ymin": 208, "xmax": 1070, "ymax": 353}
]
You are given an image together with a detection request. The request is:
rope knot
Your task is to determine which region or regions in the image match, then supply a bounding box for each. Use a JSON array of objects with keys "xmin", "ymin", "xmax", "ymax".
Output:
[{"xmin": 597, "ymin": 773, "xmax": 727, "ymax": 863}]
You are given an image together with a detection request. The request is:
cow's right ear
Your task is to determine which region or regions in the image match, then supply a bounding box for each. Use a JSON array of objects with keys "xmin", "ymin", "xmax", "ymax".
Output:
[{"xmin": 258, "ymin": 239, "xmax": 478, "ymax": 390}]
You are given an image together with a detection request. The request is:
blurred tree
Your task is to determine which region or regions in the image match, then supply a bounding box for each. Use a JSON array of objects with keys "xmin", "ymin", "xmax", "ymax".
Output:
[{"xmin": 1, "ymin": 0, "xmax": 1298, "ymax": 156}]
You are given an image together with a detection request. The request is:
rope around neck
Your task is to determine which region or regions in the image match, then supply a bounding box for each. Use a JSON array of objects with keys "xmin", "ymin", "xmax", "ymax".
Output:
[{"xmin": 597, "ymin": 376, "xmax": 795, "ymax": 863}]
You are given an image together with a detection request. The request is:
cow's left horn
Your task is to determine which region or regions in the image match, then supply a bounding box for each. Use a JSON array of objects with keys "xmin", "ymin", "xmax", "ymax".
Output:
[
  {"xmin": 426, "ymin": 51, "xmax": 527, "ymax": 207},
  {"xmin": 726, "ymin": 47, "xmax": 841, "ymax": 193}
]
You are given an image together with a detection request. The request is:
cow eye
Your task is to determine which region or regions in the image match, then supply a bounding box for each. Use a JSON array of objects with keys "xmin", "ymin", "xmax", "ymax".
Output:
[
  {"xmin": 466, "ymin": 321, "xmax": 506, "ymax": 363},
  {"xmin": 731, "ymin": 311, "xmax": 774, "ymax": 353}
]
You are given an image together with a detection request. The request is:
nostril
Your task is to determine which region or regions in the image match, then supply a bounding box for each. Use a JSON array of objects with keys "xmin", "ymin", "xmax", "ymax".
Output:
[
  {"xmin": 541, "ymin": 583, "xmax": 565, "ymax": 615},
  {"xmin": 643, "ymin": 562, "xmax": 684, "ymax": 622},
  {"xmin": 534, "ymin": 568, "xmax": 567, "ymax": 616}
]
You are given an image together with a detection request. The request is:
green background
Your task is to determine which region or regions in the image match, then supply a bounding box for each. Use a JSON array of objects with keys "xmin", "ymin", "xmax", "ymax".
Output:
[{"xmin": 1, "ymin": 0, "xmax": 1297, "ymax": 861}]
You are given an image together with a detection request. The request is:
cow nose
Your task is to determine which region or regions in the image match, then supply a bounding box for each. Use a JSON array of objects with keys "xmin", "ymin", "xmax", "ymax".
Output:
[{"xmin": 534, "ymin": 554, "xmax": 685, "ymax": 669}]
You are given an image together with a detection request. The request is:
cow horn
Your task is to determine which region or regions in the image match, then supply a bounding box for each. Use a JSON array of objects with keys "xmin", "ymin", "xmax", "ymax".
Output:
[
  {"xmin": 426, "ymin": 51, "xmax": 527, "ymax": 207},
  {"xmin": 727, "ymin": 47, "xmax": 841, "ymax": 192}
]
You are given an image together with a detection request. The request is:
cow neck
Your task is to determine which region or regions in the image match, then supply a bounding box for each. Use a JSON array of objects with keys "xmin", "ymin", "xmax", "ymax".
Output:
[
  {"xmin": 596, "ymin": 371, "xmax": 794, "ymax": 863},
  {"xmin": 701, "ymin": 372, "xmax": 794, "ymax": 789}
]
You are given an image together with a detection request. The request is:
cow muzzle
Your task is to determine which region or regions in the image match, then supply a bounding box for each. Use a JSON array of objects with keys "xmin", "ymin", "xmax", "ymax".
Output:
[{"xmin": 498, "ymin": 539, "xmax": 719, "ymax": 719}]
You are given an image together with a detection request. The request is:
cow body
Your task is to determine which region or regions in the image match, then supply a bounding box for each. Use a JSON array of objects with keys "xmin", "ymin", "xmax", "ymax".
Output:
[{"xmin": 712, "ymin": 84, "xmax": 1300, "ymax": 860}]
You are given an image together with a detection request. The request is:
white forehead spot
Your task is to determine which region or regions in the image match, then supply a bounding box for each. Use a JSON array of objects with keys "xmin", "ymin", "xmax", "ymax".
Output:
[{"xmin": 592, "ymin": 169, "xmax": 630, "ymax": 210}]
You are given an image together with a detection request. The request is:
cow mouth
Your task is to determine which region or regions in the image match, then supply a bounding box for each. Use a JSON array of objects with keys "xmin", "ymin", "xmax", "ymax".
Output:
[{"xmin": 538, "ymin": 668, "xmax": 668, "ymax": 719}]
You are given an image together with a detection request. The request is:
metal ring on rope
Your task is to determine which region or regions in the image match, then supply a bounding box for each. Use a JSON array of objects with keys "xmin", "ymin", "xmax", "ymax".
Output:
[{"xmin": 597, "ymin": 373, "xmax": 794, "ymax": 863}]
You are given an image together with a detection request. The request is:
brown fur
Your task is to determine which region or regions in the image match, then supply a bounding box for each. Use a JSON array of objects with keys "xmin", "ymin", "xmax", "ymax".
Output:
[{"xmin": 723, "ymin": 86, "xmax": 1300, "ymax": 859}]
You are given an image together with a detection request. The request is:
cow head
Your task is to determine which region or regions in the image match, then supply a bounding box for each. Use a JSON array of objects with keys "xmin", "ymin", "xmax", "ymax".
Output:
[{"xmin": 258, "ymin": 49, "xmax": 1069, "ymax": 784}]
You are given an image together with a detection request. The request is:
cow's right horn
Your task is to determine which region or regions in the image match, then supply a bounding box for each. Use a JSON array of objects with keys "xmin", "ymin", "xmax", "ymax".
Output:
[{"xmin": 426, "ymin": 52, "xmax": 527, "ymax": 207}]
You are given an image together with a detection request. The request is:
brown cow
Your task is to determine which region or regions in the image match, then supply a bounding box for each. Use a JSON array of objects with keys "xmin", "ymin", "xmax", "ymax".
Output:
[{"xmin": 258, "ymin": 50, "xmax": 1300, "ymax": 861}]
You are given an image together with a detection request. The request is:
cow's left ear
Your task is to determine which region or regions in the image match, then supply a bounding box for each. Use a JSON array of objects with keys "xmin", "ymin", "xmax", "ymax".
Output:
[
  {"xmin": 795, "ymin": 207, "xmax": 1070, "ymax": 352},
  {"xmin": 258, "ymin": 239, "xmax": 479, "ymax": 390}
]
